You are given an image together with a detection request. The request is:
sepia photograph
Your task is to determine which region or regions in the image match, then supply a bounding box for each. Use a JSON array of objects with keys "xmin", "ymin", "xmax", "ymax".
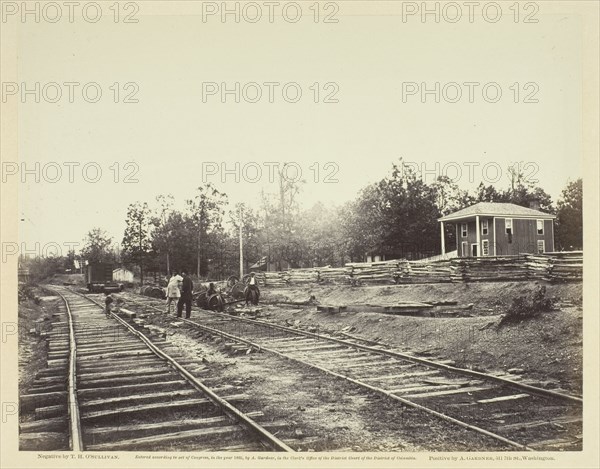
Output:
[{"xmin": 0, "ymin": 1, "xmax": 598, "ymax": 468}]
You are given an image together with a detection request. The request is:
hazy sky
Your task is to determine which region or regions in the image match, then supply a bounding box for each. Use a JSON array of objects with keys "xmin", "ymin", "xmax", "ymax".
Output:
[{"xmin": 13, "ymin": 2, "xmax": 583, "ymax": 250}]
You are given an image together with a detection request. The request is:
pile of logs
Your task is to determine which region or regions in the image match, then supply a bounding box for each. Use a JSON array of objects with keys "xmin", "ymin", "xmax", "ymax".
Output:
[
  {"xmin": 256, "ymin": 271, "xmax": 288, "ymax": 287},
  {"xmin": 346, "ymin": 260, "xmax": 400, "ymax": 284},
  {"xmin": 539, "ymin": 251, "xmax": 583, "ymax": 282},
  {"xmin": 523, "ymin": 254, "xmax": 551, "ymax": 280},
  {"xmin": 396, "ymin": 260, "xmax": 453, "ymax": 284},
  {"xmin": 317, "ymin": 266, "xmax": 353, "ymax": 284},
  {"xmin": 286, "ymin": 268, "xmax": 319, "ymax": 284},
  {"xmin": 250, "ymin": 252, "xmax": 583, "ymax": 287},
  {"xmin": 450, "ymin": 256, "xmax": 532, "ymax": 282}
]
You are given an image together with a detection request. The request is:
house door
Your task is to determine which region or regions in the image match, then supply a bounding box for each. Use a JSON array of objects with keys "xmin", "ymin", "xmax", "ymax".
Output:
[
  {"xmin": 462, "ymin": 242, "xmax": 469, "ymax": 257},
  {"xmin": 471, "ymin": 244, "xmax": 478, "ymax": 257}
]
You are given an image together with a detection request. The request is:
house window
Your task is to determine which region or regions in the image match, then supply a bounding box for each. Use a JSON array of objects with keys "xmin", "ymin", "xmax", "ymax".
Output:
[
  {"xmin": 537, "ymin": 219, "xmax": 544, "ymax": 235},
  {"xmin": 505, "ymin": 218, "xmax": 513, "ymax": 244},
  {"xmin": 537, "ymin": 240, "xmax": 545, "ymax": 253},
  {"xmin": 481, "ymin": 219, "xmax": 488, "ymax": 236},
  {"xmin": 461, "ymin": 223, "xmax": 468, "ymax": 237},
  {"xmin": 482, "ymin": 240, "xmax": 489, "ymax": 256}
]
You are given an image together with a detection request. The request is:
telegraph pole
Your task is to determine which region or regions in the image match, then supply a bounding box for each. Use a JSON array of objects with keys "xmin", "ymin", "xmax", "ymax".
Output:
[{"xmin": 239, "ymin": 205, "xmax": 244, "ymax": 280}]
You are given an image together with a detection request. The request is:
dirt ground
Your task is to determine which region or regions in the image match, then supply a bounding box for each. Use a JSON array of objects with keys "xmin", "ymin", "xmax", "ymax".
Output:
[
  {"xmin": 18, "ymin": 294, "xmax": 56, "ymax": 392},
  {"xmin": 257, "ymin": 281, "xmax": 583, "ymax": 395},
  {"xmin": 43, "ymin": 278, "xmax": 584, "ymax": 397},
  {"xmin": 20, "ymin": 278, "xmax": 583, "ymax": 451},
  {"xmin": 261, "ymin": 281, "xmax": 582, "ymax": 314}
]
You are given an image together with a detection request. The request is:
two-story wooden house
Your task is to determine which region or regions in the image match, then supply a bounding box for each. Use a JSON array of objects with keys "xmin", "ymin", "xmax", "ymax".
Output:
[{"xmin": 438, "ymin": 202, "xmax": 555, "ymax": 257}]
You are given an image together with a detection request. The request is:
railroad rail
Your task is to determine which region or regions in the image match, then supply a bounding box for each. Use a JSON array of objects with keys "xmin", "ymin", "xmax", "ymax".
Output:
[
  {"xmin": 120, "ymin": 291, "xmax": 583, "ymax": 451},
  {"xmin": 18, "ymin": 286, "xmax": 294, "ymax": 452}
]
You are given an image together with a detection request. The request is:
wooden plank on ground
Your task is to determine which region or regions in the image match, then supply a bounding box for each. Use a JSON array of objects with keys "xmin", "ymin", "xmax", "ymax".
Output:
[
  {"xmin": 86, "ymin": 425, "xmax": 242, "ymax": 450},
  {"xmin": 284, "ymin": 344, "xmax": 347, "ymax": 354},
  {"xmin": 77, "ymin": 371, "xmax": 177, "ymax": 388},
  {"xmin": 337, "ymin": 359, "xmax": 398, "ymax": 370},
  {"xmin": 403, "ymin": 385, "xmax": 492, "ymax": 399},
  {"xmin": 477, "ymin": 393, "xmax": 530, "ymax": 404},
  {"xmin": 81, "ymin": 389, "xmax": 199, "ymax": 409},
  {"xmin": 20, "ymin": 391, "xmax": 66, "ymax": 411},
  {"xmin": 77, "ymin": 349, "xmax": 154, "ymax": 361},
  {"xmin": 20, "ymin": 417, "xmax": 66, "ymax": 433},
  {"xmin": 81, "ymin": 394, "xmax": 249, "ymax": 421},
  {"xmin": 86, "ymin": 412, "xmax": 264, "ymax": 438},
  {"xmin": 78, "ymin": 380, "xmax": 188, "ymax": 398},
  {"xmin": 77, "ymin": 367, "xmax": 169, "ymax": 380},
  {"xmin": 19, "ymin": 432, "xmax": 66, "ymax": 451},
  {"xmin": 388, "ymin": 383, "xmax": 467, "ymax": 395},
  {"xmin": 118, "ymin": 308, "xmax": 137, "ymax": 319},
  {"xmin": 498, "ymin": 417, "xmax": 582, "ymax": 431},
  {"xmin": 358, "ymin": 370, "xmax": 440, "ymax": 382}
]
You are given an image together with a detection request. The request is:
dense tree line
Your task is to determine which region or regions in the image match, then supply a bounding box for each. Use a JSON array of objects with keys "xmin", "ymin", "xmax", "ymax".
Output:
[
  {"xmin": 23, "ymin": 160, "xmax": 582, "ymax": 282},
  {"xmin": 115, "ymin": 161, "xmax": 583, "ymax": 279}
]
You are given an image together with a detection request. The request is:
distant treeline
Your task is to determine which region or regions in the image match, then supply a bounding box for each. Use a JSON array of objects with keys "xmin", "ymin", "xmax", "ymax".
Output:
[{"xmin": 24, "ymin": 161, "xmax": 583, "ymax": 282}]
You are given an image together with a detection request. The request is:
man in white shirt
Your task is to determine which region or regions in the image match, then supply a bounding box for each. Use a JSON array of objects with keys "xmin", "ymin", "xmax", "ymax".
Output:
[
  {"xmin": 245, "ymin": 272, "xmax": 259, "ymax": 306},
  {"xmin": 165, "ymin": 271, "xmax": 183, "ymax": 314}
]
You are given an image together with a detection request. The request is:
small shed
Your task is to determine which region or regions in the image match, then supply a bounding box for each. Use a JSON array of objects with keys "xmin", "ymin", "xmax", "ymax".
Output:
[{"xmin": 113, "ymin": 267, "xmax": 134, "ymax": 284}]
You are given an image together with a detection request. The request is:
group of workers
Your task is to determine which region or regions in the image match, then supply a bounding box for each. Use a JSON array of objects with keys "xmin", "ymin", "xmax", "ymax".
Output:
[
  {"xmin": 104, "ymin": 272, "xmax": 260, "ymax": 319},
  {"xmin": 164, "ymin": 271, "xmax": 259, "ymax": 318}
]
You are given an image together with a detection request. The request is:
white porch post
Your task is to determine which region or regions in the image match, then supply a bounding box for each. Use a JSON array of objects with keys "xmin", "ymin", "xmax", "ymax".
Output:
[
  {"xmin": 492, "ymin": 217, "xmax": 497, "ymax": 255},
  {"xmin": 440, "ymin": 221, "xmax": 445, "ymax": 255},
  {"xmin": 475, "ymin": 215, "xmax": 481, "ymax": 257}
]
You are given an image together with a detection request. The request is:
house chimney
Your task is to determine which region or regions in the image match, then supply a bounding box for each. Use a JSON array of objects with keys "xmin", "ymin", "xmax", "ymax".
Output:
[{"xmin": 529, "ymin": 199, "xmax": 541, "ymax": 211}]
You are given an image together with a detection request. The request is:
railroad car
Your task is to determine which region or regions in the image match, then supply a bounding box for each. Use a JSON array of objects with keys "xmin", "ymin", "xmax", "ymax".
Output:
[{"xmin": 85, "ymin": 262, "xmax": 122, "ymax": 293}]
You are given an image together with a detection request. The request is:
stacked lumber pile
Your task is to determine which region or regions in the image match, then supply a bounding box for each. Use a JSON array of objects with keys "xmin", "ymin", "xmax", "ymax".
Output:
[
  {"xmin": 346, "ymin": 260, "xmax": 400, "ymax": 284},
  {"xmin": 287, "ymin": 268, "xmax": 319, "ymax": 284},
  {"xmin": 258, "ymin": 271, "xmax": 288, "ymax": 287},
  {"xmin": 250, "ymin": 251, "xmax": 582, "ymax": 287},
  {"xmin": 545, "ymin": 251, "xmax": 583, "ymax": 282},
  {"xmin": 317, "ymin": 266, "xmax": 353, "ymax": 284},
  {"xmin": 523, "ymin": 254, "xmax": 551, "ymax": 280},
  {"xmin": 397, "ymin": 260, "xmax": 452, "ymax": 284},
  {"xmin": 450, "ymin": 256, "xmax": 530, "ymax": 282}
]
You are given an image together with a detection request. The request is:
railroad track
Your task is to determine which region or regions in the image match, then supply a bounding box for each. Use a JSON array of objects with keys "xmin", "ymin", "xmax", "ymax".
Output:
[
  {"xmin": 120, "ymin": 291, "xmax": 583, "ymax": 451},
  {"xmin": 18, "ymin": 286, "xmax": 294, "ymax": 452}
]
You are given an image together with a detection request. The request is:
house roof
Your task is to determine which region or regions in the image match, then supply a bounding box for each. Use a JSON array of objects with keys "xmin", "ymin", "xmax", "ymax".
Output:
[{"xmin": 438, "ymin": 202, "xmax": 556, "ymax": 222}]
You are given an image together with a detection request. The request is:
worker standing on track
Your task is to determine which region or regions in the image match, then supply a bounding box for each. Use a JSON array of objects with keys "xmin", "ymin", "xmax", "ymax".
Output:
[
  {"xmin": 177, "ymin": 271, "xmax": 193, "ymax": 319},
  {"xmin": 165, "ymin": 271, "xmax": 182, "ymax": 314},
  {"xmin": 245, "ymin": 272, "xmax": 259, "ymax": 306},
  {"xmin": 104, "ymin": 292, "xmax": 113, "ymax": 318}
]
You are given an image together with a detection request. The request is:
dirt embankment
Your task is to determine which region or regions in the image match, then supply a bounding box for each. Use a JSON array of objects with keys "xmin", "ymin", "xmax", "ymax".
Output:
[
  {"xmin": 18, "ymin": 295, "xmax": 57, "ymax": 392},
  {"xmin": 258, "ymin": 281, "xmax": 583, "ymax": 395},
  {"xmin": 262, "ymin": 281, "xmax": 582, "ymax": 313}
]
